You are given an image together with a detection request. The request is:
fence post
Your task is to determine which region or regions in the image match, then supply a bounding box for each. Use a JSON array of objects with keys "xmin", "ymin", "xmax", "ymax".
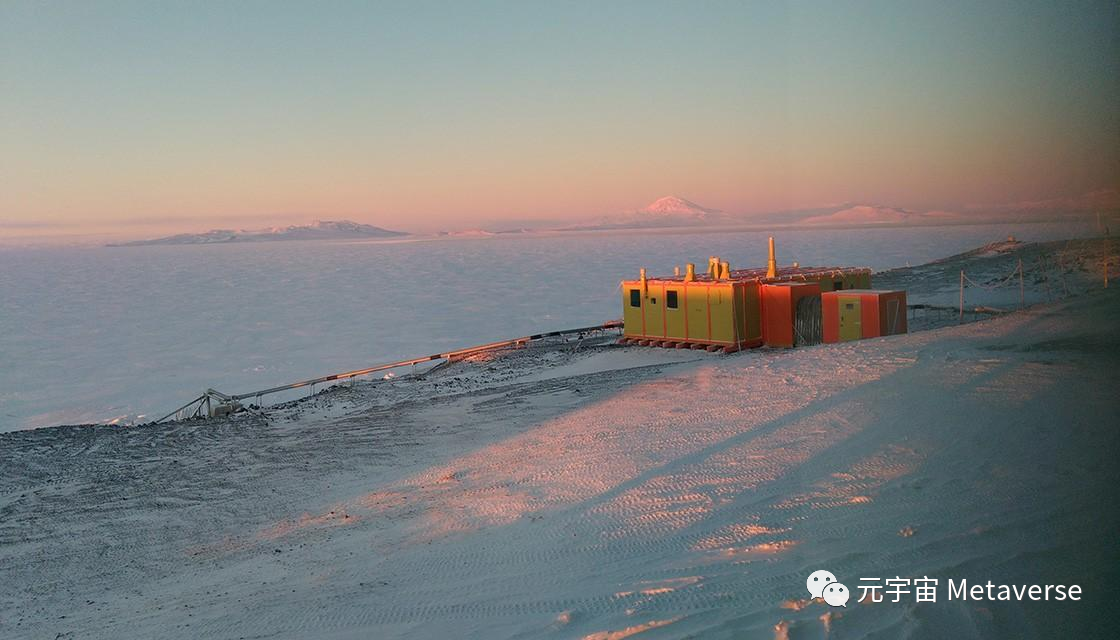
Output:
[
  {"xmin": 1019, "ymin": 258, "xmax": 1025, "ymax": 308},
  {"xmin": 959, "ymin": 270, "xmax": 965, "ymax": 322},
  {"xmin": 1040, "ymin": 257, "xmax": 1052, "ymax": 302}
]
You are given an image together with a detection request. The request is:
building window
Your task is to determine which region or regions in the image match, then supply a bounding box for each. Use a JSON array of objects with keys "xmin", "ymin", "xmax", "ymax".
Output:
[
  {"xmin": 630, "ymin": 289, "xmax": 641, "ymax": 307},
  {"xmin": 667, "ymin": 290, "xmax": 679, "ymax": 309}
]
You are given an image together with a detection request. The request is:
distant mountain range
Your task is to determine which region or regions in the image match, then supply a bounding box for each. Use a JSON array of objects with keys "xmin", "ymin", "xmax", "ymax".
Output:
[
  {"xmin": 563, "ymin": 192, "xmax": 1114, "ymax": 232},
  {"xmin": 108, "ymin": 189, "xmax": 1118, "ymax": 246},
  {"xmin": 110, "ymin": 220, "xmax": 407, "ymax": 246},
  {"xmin": 568, "ymin": 196, "xmax": 945, "ymax": 231}
]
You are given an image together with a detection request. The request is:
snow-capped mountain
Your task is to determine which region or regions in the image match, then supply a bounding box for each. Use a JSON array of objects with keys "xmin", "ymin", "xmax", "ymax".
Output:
[
  {"xmin": 562, "ymin": 196, "xmax": 726, "ymax": 230},
  {"xmin": 111, "ymin": 220, "xmax": 408, "ymax": 246},
  {"xmin": 640, "ymin": 196, "xmax": 723, "ymax": 217}
]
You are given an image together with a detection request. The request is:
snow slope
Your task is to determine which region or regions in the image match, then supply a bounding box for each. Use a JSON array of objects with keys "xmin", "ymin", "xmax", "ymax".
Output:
[{"xmin": 2, "ymin": 276, "xmax": 1117, "ymax": 638}]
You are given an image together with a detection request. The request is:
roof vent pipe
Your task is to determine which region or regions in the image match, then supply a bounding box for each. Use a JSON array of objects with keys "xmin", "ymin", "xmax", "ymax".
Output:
[
  {"xmin": 767, "ymin": 237, "xmax": 778, "ymax": 279},
  {"xmin": 685, "ymin": 263, "xmax": 696, "ymax": 282}
]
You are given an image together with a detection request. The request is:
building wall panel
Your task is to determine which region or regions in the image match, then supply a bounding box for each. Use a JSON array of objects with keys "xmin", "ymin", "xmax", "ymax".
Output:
[
  {"xmin": 664, "ymin": 284, "xmax": 686, "ymax": 339},
  {"xmin": 686, "ymin": 284, "xmax": 710, "ymax": 342},
  {"xmin": 622, "ymin": 285, "xmax": 644, "ymax": 337}
]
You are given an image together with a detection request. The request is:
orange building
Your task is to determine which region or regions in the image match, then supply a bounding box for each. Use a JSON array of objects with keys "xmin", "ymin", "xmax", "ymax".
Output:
[
  {"xmin": 821, "ymin": 289, "xmax": 908, "ymax": 343},
  {"xmin": 620, "ymin": 238, "xmax": 871, "ymax": 352},
  {"xmin": 760, "ymin": 282, "xmax": 823, "ymax": 348}
]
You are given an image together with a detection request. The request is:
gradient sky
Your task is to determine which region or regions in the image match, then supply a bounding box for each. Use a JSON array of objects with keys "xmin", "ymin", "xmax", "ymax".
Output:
[{"xmin": 2, "ymin": 0, "xmax": 1118, "ymax": 236}]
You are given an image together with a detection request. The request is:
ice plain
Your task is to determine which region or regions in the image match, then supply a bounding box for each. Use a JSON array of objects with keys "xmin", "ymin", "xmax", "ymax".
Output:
[{"xmin": 0, "ymin": 222, "xmax": 1099, "ymax": 431}]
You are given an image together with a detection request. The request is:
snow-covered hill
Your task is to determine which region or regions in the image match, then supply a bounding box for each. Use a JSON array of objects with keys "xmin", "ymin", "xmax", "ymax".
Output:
[
  {"xmin": 801, "ymin": 204, "xmax": 962, "ymax": 226},
  {"xmin": 110, "ymin": 220, "xmax": 407, "ymax": 246}
]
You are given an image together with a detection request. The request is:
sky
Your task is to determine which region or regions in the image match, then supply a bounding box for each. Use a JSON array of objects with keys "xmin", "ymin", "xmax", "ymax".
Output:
[{"xmin": 1, "ymin": 0, "xmax": 1118, "ymax": 237}]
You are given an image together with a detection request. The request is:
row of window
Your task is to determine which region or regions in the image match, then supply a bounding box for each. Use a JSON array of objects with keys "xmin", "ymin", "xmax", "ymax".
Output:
[
  {"xmin": 629, "ymin": 289, "xmax": 679, "ymax": 308},
  {"xmin": 630, "ymin": 281, "xmax": 847, "ymax": 309}
]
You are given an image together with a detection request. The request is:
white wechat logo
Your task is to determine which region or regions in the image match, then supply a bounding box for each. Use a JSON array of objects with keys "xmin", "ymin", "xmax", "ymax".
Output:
[
  {"xmin": 806, "ymin": 569, "xmax": 850, "ymax": 607},
  {"xmin": 823, "ymin": 582, "xmax": 850, "ymax": 607},
  {"xmin": 806, "ymin": 569, "xmax": 837, "ymax": 599}
]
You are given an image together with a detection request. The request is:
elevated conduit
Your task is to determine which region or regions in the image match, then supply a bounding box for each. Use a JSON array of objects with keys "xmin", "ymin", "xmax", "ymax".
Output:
[{"xmin": 155, "ymin": 320, "xmax": 622, "ymax": 423}]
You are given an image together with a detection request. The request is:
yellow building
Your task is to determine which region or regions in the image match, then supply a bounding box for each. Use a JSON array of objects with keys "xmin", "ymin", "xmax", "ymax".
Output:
[{"xmin": 619, "ymin": 239, "xmax": 871, "ymax": 352}]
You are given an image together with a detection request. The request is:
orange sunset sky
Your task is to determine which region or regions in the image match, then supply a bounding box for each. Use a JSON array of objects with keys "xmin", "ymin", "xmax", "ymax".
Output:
[{"xmin": 2, "ymin": 1, "xmax": 1118, "ymax": 239}]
